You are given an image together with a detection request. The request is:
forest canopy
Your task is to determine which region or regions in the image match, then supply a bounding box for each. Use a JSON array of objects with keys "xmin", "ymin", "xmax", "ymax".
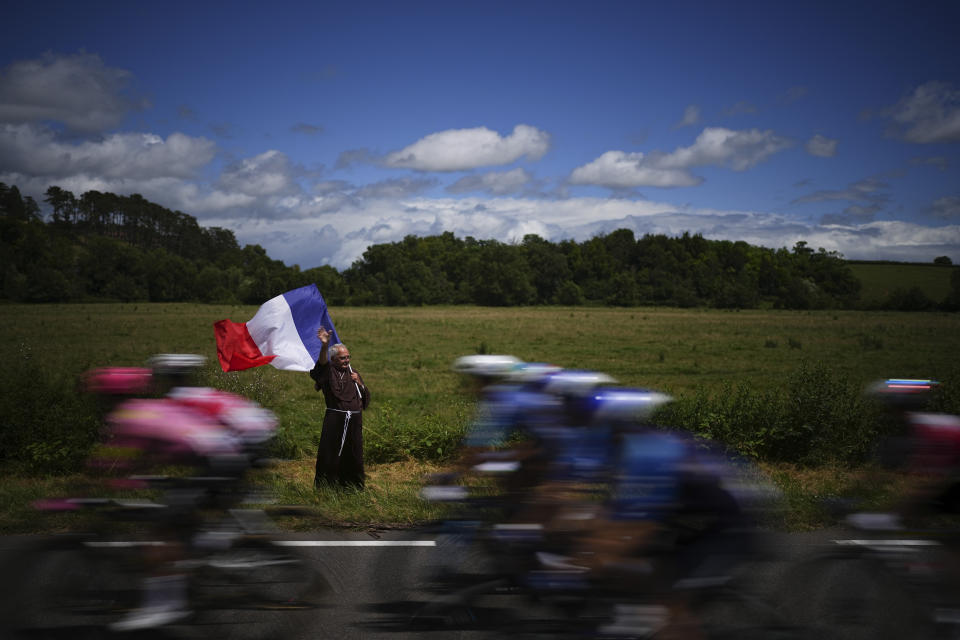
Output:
[{"xmin": 2, "ymin": 182, "xmax": 955, "ymax": 309}]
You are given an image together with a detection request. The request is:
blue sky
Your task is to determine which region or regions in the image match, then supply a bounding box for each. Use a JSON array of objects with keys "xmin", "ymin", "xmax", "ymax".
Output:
[{"xmin": 2, "ymin": 0, "xmax": 959, "ymax": 269}]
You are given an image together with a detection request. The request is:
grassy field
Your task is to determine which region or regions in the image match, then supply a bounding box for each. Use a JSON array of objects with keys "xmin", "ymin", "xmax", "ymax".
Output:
[
  {"xmin": 2, "ymin": 303, "xmax": 959, "ymax": 533},
  {"xmin": 849, "ymin": 262, "xmax": 956, "ymax": 305}
]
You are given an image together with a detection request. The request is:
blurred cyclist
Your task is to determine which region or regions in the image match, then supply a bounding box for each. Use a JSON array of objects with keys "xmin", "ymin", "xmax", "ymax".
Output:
[
  {"xmin": 83, "ymin": 354, "xmax": 277, "ymax": 631},
  {"xmin": 848, "ymin": 378, "xmax": 960, "ymax": 531},
  {"xmin": 532, "ymin": 386, "xmax": 769, "ymax": 637}
]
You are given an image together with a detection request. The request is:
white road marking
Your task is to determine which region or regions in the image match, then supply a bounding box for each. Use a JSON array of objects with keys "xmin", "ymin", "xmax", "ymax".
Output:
[
  {"xmin": 273, "ymin": 540, "xmax": 437, "ymax": 547},
  {"xmin": 85, "ymin": 539, "xmax": 438, "ymax": 548}
]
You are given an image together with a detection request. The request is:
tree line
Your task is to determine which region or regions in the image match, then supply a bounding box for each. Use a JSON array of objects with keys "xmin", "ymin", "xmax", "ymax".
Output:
[{"xmin": 2, "ymin": 183, "xmax": 958, "ymax": 309}]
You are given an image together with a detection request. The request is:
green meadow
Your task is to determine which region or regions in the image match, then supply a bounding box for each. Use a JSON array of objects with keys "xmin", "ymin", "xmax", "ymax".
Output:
[
  {"xmin": 849, "ymin": 262, "xmax": 955, "ymax": 306},
  {"xmin": 2, "ymin": 303, "xmax": 959, "ymax": 532}
]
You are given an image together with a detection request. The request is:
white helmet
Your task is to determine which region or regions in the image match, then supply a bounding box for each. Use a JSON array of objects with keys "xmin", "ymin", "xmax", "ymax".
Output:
[
  {"xmin": 542, "ymin": 369, "xmax": 616, "ymax": 397},
  {"xmin": 148, "ymin": 353, "xmax": 207, "ymax": 376},
  {"xmin": 506, "ymin": 362, "xmax": 563, "ymax": 384},
  {"xmin": 590, "ymin": 388, "xmax": 673, "ymax": 423},
  {"xmin": 452, "ymin": 354, "xmax": 524, "ymax": 380}
]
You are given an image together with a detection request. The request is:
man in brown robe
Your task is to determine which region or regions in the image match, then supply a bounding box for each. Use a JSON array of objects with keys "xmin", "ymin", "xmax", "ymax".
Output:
[{"xmin": 310, "ymin": 326, "xmax": 370, "ymax": 489}]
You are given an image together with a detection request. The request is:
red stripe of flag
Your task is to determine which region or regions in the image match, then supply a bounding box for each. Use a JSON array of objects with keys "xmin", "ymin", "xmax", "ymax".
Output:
[{"xmin": 213, "ymin": 319, "xmax": 277, "ymax": 372}]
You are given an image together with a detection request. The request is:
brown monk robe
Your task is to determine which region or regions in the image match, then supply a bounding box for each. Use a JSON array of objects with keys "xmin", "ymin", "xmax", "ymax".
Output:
[{"xmin": 310, "ymin": 332, "xmax": 371, "ymax": 489}]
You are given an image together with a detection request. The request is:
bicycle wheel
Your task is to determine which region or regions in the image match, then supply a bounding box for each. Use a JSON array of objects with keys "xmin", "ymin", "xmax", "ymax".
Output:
[
  {"xmin": 186, "ymin": 538, "xmax": 326, "ymax": 638},
  {"xmin": 0, "ymin": 536, "xmax": 139, "ymax": 639},
  {"xmin": 777, "ymin": 549, "xmax": 935, "ymax": 640},
  {"xmin": 368, "ymin": 521, "xmax": 525, "ymax": 634}
]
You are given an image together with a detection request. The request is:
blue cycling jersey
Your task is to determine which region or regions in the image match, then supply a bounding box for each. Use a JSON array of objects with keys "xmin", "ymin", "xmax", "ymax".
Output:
[
  {"xmin": 463, "ymin": 384, "xmax": 559, "ymax": 448},
  {"xmin": 610, "ymin": 430, "xmax": 687, "ymax": 521}
]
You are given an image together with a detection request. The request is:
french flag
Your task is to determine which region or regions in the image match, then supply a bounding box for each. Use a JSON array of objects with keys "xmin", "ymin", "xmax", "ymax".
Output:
[{"xmin": 213, "ymin": 284, "xmax": 340, "ymax": 372}]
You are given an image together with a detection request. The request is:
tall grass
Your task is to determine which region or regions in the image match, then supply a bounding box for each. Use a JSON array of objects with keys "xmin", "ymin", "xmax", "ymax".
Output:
[
  {"xmin": 656, "ymin": 361, "xmax": 895, "ymax": 465},
  {"xmin": 2, "ymin": 304, "xmax": 959, "ymax": 473}
]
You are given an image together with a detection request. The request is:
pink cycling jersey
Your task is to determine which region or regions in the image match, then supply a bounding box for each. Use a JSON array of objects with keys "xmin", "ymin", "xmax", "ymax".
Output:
[
  {"xmin": 167, "ymin": 387, "xmax": 277, "ymax": 447},
  {"xmin": 906, "ymin": 412, "xmax": 960, "ymax": 475}
]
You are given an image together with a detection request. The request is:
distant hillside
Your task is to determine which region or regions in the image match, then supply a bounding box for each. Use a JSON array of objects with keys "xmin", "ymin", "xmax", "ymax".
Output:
[{"xmin": 848, "ymin": 261, "xmax": 956, "ymax": 307}]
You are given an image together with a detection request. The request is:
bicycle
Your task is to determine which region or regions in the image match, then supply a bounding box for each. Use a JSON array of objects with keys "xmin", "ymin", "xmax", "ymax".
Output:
[
  {"xmin": 776, "ymin": 523, "xmax": 960, "ymax": 640},
  {"xmin": 0, "ymin": 479, "xmax": 328, "ymax": 639},
  {"xmin": 369, "ymin": 456, "xmax": 811, "ymax": 639}
]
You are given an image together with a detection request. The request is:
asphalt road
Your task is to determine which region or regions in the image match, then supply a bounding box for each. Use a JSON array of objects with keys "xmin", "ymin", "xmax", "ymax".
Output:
[{"xmin": 0, "ymin": 527, "xmax": 928, "ymax": 639}]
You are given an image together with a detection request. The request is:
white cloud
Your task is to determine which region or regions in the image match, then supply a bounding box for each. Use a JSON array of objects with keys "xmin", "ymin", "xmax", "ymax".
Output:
[
  {"xmin": 569, "ymin": 128, "xmax": 792, "ymax": 188},
  {"xmin": 659, "ymin": 127, "xmax": 792, "ymax": 171},
  {"xmin": 0, "ymin": 123, "xmax": 216, "ymax": 180},
  {"xmin": 218, "ymin": 150, "xmax": 301, "ymax": 197},
  {"xmin": 446, "ymin": 168, "xmax": 533, "ymax": 195},
  {"xmin": 0, "ymin": 52, "xmax": 141, "ymax": 133},
  {"xmin": 815, "ymin": 220, "xmax": 960, "ymax": 261},
  {"xmin": 806, "ymin": 134, "xmax": 837, "ymax": 157},
  {"xmin": 194, "ymin": 195, "xmax": 960, "ymax": 270},
  {"xmin": 383, "ymin": 124, "xmax": 550, "ymax": 171},
  {"xmin": 569, "ymin": 151, "xmax": 701, "ymax": 188},
  {"xmin": 886, "ymin": 81, "xmax": 960, "ymax": 144}
]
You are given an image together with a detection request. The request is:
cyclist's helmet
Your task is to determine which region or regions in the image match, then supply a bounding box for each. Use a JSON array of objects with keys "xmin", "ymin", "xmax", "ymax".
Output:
[
  {"xmin": 148, "ymin": 353, "xmax": 207, "ymax": 376},
  {"xmin": 868, "ymin": 378, "xmax": 939, "ymax": 411},
  {"xmin": 589, "ymin": 387, "xmax": 673, "ymax": 427},
  {"xmin": 542, "ymin": 369, "xmax": 617, "ymax": 397},
  {"xmin": 452, "ymin": 354, "xmax": 524, "ymax": 380},
  {"xmin": 82, "ymin": 367, "xmax": 153, "ymax": 396},
  {"xmin": 148, "ymin": 353, "xmax": 207, "ymax": 393},
  {"xmin": 505, "ymin": 362, "xmax": 563, "ymax": 386},
  {"xmin": 541, "ymin": 370, "xmax": 617, "ymax": 425}
]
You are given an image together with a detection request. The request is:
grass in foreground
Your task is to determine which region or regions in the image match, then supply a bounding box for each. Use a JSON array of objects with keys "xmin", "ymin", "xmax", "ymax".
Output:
[{"xmin": 0, "ymin": 459, "xmax": 947, "ymax": 535}]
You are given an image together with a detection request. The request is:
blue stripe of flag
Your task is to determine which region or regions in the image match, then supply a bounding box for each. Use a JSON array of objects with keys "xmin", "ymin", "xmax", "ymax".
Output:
[{"xmin": 282, "ymin": 284, "xmax": 341, "ymax": 363}]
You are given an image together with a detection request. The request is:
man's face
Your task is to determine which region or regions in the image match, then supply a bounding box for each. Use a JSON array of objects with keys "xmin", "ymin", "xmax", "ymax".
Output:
[{"xmin": 332, "ymin": 350, "xmax": 351, "ymax": 370}]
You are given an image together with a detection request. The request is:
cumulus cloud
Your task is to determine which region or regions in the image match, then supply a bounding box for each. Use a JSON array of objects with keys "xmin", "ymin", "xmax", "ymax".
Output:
[
  {"xmin": 383, "ymin": 124, "xmax": 550, "ymax": 171},
  {"xmin": 820, "ymin": 220, "xmax": 960, "ymax": 262},
  {"xmin": 0, "ymin": 52, "xmax": 142, "ymax": 133},
  {"xmin": 0, "ymin": 123, "xmax": 216, "ymax": 179},
  {"xmin": 195, "ymin": 195, "xmax": 960, "ymax": 270},
  {"xmin": 570, "ymin": 151, "xmax": 701, "ymax": 188},
  {"xmin": 806, "ymin": 134, "xmax": 837, "ymax": 157},
  {"xmin": 217, "ymin": 150, "xmax": 302, "ymax": 197},
  {"xmin": 675, "ymin": 104, "xmax": 701, "ymax": 128},
  {"xmin": 886, "ymin": 81, "xmax": 960, "ymax": 144},
  {"xmin": 570, "ymin": 127, "xmax": 792, "ymax": 188},
  {"xmin": 659, "ymin": 127, "xmax": 792, "ymax": 171},
  {"xmin": 446, "ymin": 168, "xmax": 533, "ymax": 195}
]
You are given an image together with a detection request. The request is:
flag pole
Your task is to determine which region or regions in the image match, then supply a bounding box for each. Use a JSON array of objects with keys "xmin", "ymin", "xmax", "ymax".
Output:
[{"xmin": 348, "ymin": 365, "xmax": 363, "ymax": 400}]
